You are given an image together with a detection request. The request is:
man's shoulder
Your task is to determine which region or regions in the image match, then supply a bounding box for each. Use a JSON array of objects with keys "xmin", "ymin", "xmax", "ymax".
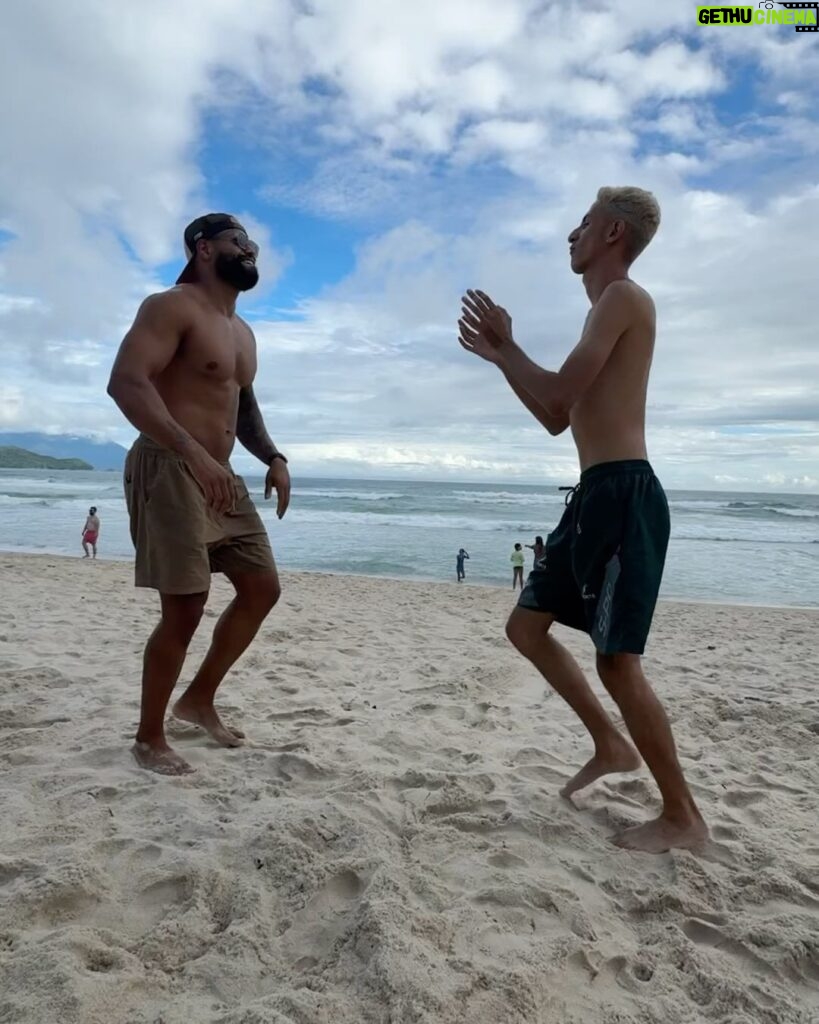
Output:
[
  {"xmin": 133, "ymin": 287, "xmax": 205, "ymax": 332},
  {"xmin": 594, "ymin": 280, "xmax": 655, "ymax": 335},
  {"xmin": 165, "ymin": 284, "xmax": 210, "ymax": 308},
  {"xmin": 600, "ymin": 278, "xmax": 652, "ymax": 303},
  {"xmin": 602, "ymin": 279, "xmax": 655, "ymax": 315},
  {"xmin": 234, "ymin": 314, "xmax": 256, "ymax": 341},
  {"xmin": 138, "ymin": 285, "xmax": 199, "ymax": 315}
]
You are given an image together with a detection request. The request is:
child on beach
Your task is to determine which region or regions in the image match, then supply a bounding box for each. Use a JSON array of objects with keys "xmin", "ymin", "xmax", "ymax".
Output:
[
  {"xmin": 525, "ymin": 535, "xmax": 545, "ymax": 567},
  {"xmin": 510, "ymin": 543, "xmax": 525, "ymax": 589},
  {"xmin": 456, "ymin": 548, "xmax": 470, "ymax": 582}
]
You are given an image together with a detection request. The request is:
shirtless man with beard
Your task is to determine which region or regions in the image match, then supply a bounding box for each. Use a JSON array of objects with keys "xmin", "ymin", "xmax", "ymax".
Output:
[{"xmin": 108, "ymin": 214, "xmax": 291, "ymax": 776}]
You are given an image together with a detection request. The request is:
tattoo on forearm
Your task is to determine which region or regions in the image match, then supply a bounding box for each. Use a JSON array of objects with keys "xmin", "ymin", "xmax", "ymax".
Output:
[
  {"xmin": 171, "ymin": 424, "xmax": 196, "ymax": 453},
  {"xmin": 236, "ymin": 386, "xmax": 277, "ymax": 463}
]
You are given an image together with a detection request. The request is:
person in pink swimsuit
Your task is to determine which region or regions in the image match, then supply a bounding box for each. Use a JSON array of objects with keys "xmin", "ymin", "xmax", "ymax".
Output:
[{"xmin": 82, "ymin": 506, "xmax": 100, "ymax": 559}]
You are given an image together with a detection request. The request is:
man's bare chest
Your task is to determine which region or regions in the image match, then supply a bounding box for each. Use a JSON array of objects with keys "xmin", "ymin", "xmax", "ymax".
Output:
[{"xmin": 178, "ymin": 320, "xmax": 255, "ymax": 386}]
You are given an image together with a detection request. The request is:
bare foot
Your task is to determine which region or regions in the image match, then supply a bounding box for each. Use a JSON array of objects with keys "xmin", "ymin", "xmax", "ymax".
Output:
[
  {"xmin": 171, "ymin": 700, "xmax": 245, "ymax": 747},
  {"xmin": 560, "ymin": 740, "xmax": 641, "ymax": 800},
  {"xmin": 612, "ymin": 814, "xmax": 709, "ymax": 854},
  {"xmin": 132, "ymin": 741, "xmax": 194, "ymax": 776}
]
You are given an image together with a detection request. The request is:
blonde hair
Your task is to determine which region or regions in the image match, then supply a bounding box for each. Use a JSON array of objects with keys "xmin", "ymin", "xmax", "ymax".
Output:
[{"xmin": 596, "ymin": 186, "xmax": 661, "ymax": 261}]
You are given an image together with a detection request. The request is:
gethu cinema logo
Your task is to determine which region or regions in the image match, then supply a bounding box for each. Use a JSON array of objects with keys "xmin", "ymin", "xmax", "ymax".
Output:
[{"xmin": 697, "ymin": 2, "xmax": 819, "ymax": 29}]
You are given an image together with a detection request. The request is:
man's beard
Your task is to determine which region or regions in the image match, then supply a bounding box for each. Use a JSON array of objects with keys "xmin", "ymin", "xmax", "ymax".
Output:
[{"xmin": 214, "ymin": 252, "xmax": 259, "ymax": 291}]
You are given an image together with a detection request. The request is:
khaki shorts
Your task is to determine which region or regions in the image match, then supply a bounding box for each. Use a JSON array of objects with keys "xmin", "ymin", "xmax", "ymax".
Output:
[{"xmin": 124, "ymin": 435, "xmax": 276, "ymax": 594}]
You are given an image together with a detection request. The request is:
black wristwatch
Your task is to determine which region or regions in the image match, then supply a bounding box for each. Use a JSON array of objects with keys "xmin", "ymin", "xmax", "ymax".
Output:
[{"xmin": 268, "ymin": 452, "xmax": 288, "ymax": 466}]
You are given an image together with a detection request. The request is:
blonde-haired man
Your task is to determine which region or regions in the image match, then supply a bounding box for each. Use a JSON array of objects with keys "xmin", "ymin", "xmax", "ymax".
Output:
[{"xmin": 458, "ymin": 187, "xmax": 707, "ymax": 853}]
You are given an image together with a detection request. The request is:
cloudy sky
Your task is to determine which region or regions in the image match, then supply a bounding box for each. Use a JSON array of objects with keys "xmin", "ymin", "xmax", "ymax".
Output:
[{"xmin": 1, "ymin": 0, "xmax": 817, "ymax": 490}]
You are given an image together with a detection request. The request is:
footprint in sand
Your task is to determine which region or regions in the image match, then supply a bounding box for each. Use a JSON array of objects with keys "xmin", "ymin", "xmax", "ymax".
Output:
[
  {"xmin": 267, "ymin": 707, "xmax": 331, "ymax": 722},
  {"xmin": 135, "ymin": 874, "xmax": 191, "ymax": 929},
  {"xmin": 592, "ymin": 955, "xmax": 656, "ymax": 993},
  {"xmin": 260, "ymin": 741, "xmax": 309, "ymax": 755},
  {"xmin": 513, "ymin": 763, "xmax": 569, "ymax": 787},
  {"xmin": 96, "ymin": 838, "xmax": 164, "ymax": 867},
  {"xmin": 569, "ymin": 864, "xmax": 597, "ymax": 885},
  {"xmin": 280, "ymin": 869, "xmax": 368, "ymax": 968},
  {"xmin": 488, "ymin": 850, "xmax": 528, "ymax": 869},
  {"xmin": 25, "ymin": 874, "xmax": 102, "ymax": 928},
  {"xmin": 83, "ymin": 946, "xmax": 123, "ymax": 974},
  {"xmin": 745, "ymin": 772, "xmax": 806, "ymax": 795},
  {"xmin": 465, "ymin": 702, "xmax": 502, "ymax": 729},
  {"xmin": 682, "ymin": 919, "xmax": 778, "ymax": 978},
  {"xmin": 473, "ymin": 881, "xmax": 559, "ymax": 914},
  {"xmin": 723, "ymin": 789, "xmax": 766, "ymax": 808},
  {"xmin": 513, "ymin": 747, "xmax": 568, "ymax": 767},
  {"xmin": 270, "ymin": 752, "xmax": 330, "ymax": 784},
  {"xmin": 0, "ymin": 711, "xmax": 71, "ymax": 731},
  {"xmin": 0, "ymin": 858, "xmax": 43, "ymax": 886},
  {"xmin": 408, "ymin": 680, "xmax": 463, "ymax": 698}
]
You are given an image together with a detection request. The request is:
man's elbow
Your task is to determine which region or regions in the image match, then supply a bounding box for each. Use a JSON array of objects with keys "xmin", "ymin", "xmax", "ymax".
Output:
[
  {"xmin": 106, "ymin": 372, "xmax": 126, "ymax": 404},
  {"xmin": 107, "ymin": 370, "xmax": 142, "ymax": 407},
  {"xmin": 544, "ymin": 389, "xmax": 573, "ymax": 425},
  {"xmin": 543, "ymin": 388, "xmax": 573, "ymax": 435}
]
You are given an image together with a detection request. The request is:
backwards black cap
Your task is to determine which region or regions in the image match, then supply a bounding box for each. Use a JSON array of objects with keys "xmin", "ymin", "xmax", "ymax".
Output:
[{"xmin": 176, "ymin": 213, "xmax": 247, "ymax": 284}]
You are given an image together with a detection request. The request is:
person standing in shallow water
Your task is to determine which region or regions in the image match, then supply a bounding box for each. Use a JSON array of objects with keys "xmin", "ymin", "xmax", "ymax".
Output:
[
  {"xmin": 82, "ymin": 506, "xmax": 100, "ymax": 558},
  {"xmin": 456, "ymin": 548, "xmax": 470, "ymax": 582},
  {"xmin": 510, "ymin": 543, "xmax": 525, "ymax": 589},
  {"xmin": 108, "ymin": 213, "xmax": 291, "ymax": 777},
  {"xmin": 526, "ymin": 535, "xmax": 545, "ymax": 567},
  {"xmin": 458, "ymin": 186, "xmax": 708, "ymax": 854}
]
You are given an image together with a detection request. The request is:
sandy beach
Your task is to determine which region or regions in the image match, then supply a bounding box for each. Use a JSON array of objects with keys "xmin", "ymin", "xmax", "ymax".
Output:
[{"xmin": 1, "ymin": 553, "xmax": 817, "ymax": 1024}]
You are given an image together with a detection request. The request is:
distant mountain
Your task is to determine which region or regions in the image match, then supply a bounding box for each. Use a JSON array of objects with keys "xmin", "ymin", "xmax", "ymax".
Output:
[
  {"xmin": 0, "ymin": 446, "xmax": 93, "ymax": 470},
  {"xmin": 0, "ymin": 432, "xmax": 128, "ymax": 470}
]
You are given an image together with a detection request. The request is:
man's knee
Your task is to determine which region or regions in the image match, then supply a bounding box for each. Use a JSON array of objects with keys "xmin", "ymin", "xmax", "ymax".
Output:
[
  {"xmin": 506, "ymin": 609, "xmax": 552, "ymax": 655},
  {"xmin": 596, "ymin": 652, "xmax": 642, "ymax": 702},
  {"xmin": 237, "ymin": 572, "xmax": 281, "ymax": 618},
  {"xmin": 258, "ymin": 574, "xmax": 282, "ymax": 615},
  {"xmin": 161, "ymin": 593, "xmax": 207, "ymax": 644}
]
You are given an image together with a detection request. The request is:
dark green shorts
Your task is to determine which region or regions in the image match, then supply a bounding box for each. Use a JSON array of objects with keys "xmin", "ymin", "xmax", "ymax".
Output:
[{"xmin": 517, "ymin": 460, "xmax": 670, "ymax": 655}]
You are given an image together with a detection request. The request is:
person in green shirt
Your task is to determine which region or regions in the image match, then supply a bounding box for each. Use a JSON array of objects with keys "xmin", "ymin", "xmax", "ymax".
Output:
[{"xmin": 510, "ymin": 543, "xmax": 525, "ymax": 590}]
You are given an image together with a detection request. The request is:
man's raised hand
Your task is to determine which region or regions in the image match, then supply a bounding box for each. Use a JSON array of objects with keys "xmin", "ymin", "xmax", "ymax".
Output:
[{"xmin": 458, "ymin": 289, "xmax": 513, "ymax": 364}]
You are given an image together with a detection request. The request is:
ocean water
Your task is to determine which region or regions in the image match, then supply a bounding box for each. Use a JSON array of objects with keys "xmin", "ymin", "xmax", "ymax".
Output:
[{"xmin": 0, "ymin": 469, "xmax": 817, "ymax": 607}]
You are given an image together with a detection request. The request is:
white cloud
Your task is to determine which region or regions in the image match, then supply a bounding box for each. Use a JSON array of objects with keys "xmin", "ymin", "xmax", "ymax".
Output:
[
  {"xmin": 0, "ymin": 0, "xmax": 817, "ymax": 490},
  {"xmin": 601, "ymin": 41, "xmax": 725, "ymax": 102}
]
